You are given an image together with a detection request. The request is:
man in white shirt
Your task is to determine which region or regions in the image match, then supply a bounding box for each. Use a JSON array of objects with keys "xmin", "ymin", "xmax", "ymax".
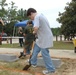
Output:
[{"xmin": 26, "ymin": 8, "xmax": 55, "ymax": 75}]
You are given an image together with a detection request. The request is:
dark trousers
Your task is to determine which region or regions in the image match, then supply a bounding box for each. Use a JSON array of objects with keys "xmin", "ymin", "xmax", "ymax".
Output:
[{"xmin": 19, "ymin": 38, "xmax": 23, "ymax": 47}]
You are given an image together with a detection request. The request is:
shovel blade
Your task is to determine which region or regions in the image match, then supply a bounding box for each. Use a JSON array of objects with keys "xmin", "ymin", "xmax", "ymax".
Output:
[{"xmin": 23, "ymin": 64, "xmax": 31, "ymax": 70}]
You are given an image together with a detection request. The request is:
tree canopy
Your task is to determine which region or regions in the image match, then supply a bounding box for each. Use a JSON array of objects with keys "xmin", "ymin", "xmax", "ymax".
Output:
[
  {"xmin": 0, "ymin": 0, "xmax": 28, "ymax": 36},
  {"xmin": 57, "ymin": 0, "xmax": 76, "ymax": 39}
]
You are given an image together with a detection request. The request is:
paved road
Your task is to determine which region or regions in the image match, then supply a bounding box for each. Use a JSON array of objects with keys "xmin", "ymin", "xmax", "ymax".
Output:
[{"xmin": 0, "ymin": 48, "xmax": 76, "ymax": 59}]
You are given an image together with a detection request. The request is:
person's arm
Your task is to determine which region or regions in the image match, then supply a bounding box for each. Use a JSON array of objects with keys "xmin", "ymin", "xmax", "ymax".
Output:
[
  {"xmin": 33, "ymin": 15, "xmax": 39, "ymax": 34},
  {"xmin": 0, "ymin": 19, "xmax": 4, "ymax": 25}
]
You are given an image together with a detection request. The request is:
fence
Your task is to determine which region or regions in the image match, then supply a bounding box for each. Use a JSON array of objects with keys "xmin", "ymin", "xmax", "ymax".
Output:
[
  {"xmin": 0, "ymin": 37, "xmax": 24, "ymax": 45},
  {"xmin": 0, "ymin": 35, "xmax": 66, "ymax": 45}
]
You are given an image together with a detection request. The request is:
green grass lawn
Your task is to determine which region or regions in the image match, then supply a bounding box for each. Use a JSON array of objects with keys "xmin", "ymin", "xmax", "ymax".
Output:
[
  {"xmin": 0, "ymin": 43, "xmax": 21, "ymax": 48},
  {"xmin": 0, "ymin": 41, "xmax": 74, "ymax": 50},
  {"xmin": 51, "ymin": 41, "xmax": 74, "ymax": 50}
]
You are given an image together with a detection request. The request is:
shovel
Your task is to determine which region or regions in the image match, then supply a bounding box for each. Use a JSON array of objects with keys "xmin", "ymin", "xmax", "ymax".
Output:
[
  {"xmin": 23, "ymin": 55, "xmax": 32, "ymax": 70},
  {"xmin": 23, "ymin": 42, "xmax": 35, "ymax": 70}
]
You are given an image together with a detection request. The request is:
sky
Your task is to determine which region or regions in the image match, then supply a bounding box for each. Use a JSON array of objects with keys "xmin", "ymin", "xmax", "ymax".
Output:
[{"xmin": 6, "ymin": 0, "xmax": 72, "ymax": 28}]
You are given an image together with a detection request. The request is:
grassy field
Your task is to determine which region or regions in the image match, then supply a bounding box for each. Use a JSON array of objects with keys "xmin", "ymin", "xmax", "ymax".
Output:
[
  {"xmin": 51, "ymin": 41, "xmax": 74, "ymax": 50},
  {"xmin": 0, "ymin": 43, "xmax": 21, "ymax": 48},
  {"xmin": 0, "ymin": 41, "xmax": 74, "ymax": 50}
]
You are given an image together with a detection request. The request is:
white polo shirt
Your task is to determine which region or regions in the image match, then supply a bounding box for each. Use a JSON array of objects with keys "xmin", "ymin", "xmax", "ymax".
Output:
[{"xmin": 34, "ymin": 13, "xmax": 53, "ymax": 48}]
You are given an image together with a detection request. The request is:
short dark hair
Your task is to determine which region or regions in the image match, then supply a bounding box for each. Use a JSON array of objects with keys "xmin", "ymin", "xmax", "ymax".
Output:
[
  {"xmin": 27, "ymin": 20, "xmax": 33, "ymax": 25},
  {"xmin": 26, "ymin": 8, "xmax": 37, "ymax": 16}
]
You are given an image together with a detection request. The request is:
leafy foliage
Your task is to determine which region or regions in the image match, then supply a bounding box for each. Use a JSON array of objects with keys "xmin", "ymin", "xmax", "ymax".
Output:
[
  {"xmin": 57, "ymin": 0, "xmax": 76, "ymax": 39},
  {"xmin": 0, "ymin": 0, "xmax": 28, "ymax": 36},
  {"xmin": 51, "ymin": 27, "xmax": 61, "ymax": 36}
]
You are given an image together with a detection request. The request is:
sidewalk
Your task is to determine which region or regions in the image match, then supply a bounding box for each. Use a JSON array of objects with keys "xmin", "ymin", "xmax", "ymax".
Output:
[
  {"xmin": 0, "ymin": 48, "xmax": 76, "ymax": 59},
  {"xmin": 50, "ymin": 49, "xmax": 76, "ymax": 59}
]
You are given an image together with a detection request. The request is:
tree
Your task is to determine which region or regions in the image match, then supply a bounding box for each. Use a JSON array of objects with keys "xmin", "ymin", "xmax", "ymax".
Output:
[
  {"xmin": 57, "ymin": 0, "xmax": 76, "ymax": 40},
  {"xmin": 4, "ymin": 1, "xmax": 18, "ymax": 23},
  {"xmin": 0, "ymin": 0, "xmax": 8, "ymax": 33},
  {"xmin": 51, "ymin": 27, "xmax": 61, "ymax": 36},
  {"xmin": 4, "ymin": 21, "xmax": 16, "ymax": 36},
  {"xmin": 0, "ymin": 0, "xmax": 8, "ymax": 18},
  {"xmin": 16, "ymin": 8, "xmax": 28, "ymax": 21},
  {"xmin": 0, "ymin": 0, "xmax": 28, "ymax": 36}
]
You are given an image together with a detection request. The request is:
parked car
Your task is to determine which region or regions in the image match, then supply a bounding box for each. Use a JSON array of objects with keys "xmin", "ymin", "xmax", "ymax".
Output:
[{"xmin": 0, "ymin": 33, "xmax": 7, "ymax": 41}]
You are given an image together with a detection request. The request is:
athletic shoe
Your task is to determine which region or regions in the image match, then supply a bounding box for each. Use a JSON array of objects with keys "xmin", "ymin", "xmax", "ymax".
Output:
[
  {"xmin": 42, "ymin": 70, "xmax": 55, "ymax": 75},
  {"xmin": 18, "ymin": 52, "xmax": 26, "ymax": 58},
  {"xmin": 23, "ymin": 54, "xmax": 26, "ymax": 57},
  {"xmin": 31, "ymin": 65, "xmax": 37, "ymax": 68},
  {"xmin": 18, "ymin": 52, "xmax": 23, "ymax": 58}
]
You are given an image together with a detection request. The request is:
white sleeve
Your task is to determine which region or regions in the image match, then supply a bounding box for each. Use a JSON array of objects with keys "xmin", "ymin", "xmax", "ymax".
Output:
[{"xmin": 34, "ymin": 15, "xmax": 40, "ymax": 28}]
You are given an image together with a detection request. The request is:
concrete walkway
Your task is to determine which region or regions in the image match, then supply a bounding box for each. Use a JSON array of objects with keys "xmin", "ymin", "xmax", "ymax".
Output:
[{"xmin": 0, "ymin": 48, "xmax": 76, "ymax": 59}]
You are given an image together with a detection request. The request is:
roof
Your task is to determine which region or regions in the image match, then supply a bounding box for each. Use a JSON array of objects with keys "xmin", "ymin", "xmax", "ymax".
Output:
[{"xmin": 14, "ymin": 20, "xmax": 28, "ymax": 27}]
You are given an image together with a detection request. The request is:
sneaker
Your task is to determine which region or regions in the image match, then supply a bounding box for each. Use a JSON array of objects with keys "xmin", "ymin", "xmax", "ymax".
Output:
[
  {"xmin": 18, "ymin": 52, "xmax": 23, "ymax": 58},
  {"xmin": 23, "ymin": 54, "xmax": 26, "ymax": 57},
  {"xmin": 42, "ymin": 70, "xmax": 55, "ymax": 75},
  {"xmin": 31, "ymin": 65, "xmax": 37, "ymax": 68}
]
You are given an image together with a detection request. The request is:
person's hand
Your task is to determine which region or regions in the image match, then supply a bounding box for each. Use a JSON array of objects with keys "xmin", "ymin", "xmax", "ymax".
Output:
[
  {"xmin": 20, "ymin": 31, "xmax": 22, "ymax": 34},
  {"xmin": 23, "ymin": 33, "xmax": 26, "ymax": 36},
  {"xmin": 33, "ymin": 31, "xmax": 36, "ymax": 34},
  {"xmin": 33, "ymin": 27, "xmax": 38, "ymax": 34}
]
